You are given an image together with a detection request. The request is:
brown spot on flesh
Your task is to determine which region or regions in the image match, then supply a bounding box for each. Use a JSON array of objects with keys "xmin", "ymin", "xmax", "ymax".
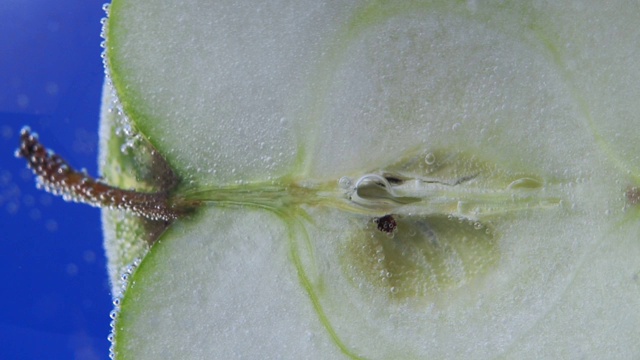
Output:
[
  {"xmin": 626, "ymin": 186, "xmax": 640, "ymax": 206},
  {"xmin": 374, "ymin": 214, "xmax": 397, "ymax": 233}
]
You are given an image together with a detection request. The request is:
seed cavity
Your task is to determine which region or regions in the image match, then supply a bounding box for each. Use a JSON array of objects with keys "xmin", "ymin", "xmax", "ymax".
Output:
[{"xmin": 344, "ymin": 214, "xmax": 498, "ymax": 301}]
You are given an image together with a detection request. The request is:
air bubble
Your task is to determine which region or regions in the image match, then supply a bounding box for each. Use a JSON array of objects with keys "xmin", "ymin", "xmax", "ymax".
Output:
[
  {"xmin": 424, "ymin": 152, "xmax": 436, "ymax": 165},
  {"xmin": 119, "ymin": 143, "xmax": 130, "ymax": 154},
  {"xmin": 109, "ymin": 310, "xmax": 119, "ymax": 320},
  {"xmin": 473, "ymin": 222, "xmax": 483, "ymax": 230},
  {"xmin": 122, "ymin": 123, "xmax": 132, "ymax": 136},
  {"xmin": 338, "ymin": 176, "xmax": 352, "ymax": 189}
]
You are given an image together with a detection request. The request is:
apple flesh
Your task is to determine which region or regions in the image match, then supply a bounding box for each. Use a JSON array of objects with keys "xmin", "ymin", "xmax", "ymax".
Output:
[{"xmin": 101, "ymin": 0, "xmax": 640, "ymax": 358}]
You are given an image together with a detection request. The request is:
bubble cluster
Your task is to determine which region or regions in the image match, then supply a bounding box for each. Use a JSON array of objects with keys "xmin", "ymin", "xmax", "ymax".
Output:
[
  {"xmin": 108, "ymin": 257, "xmax": 143, "ymax": 360},
  {"xmin": 99, "ymin": 3, "xmax": 145, "ymax": 158}
]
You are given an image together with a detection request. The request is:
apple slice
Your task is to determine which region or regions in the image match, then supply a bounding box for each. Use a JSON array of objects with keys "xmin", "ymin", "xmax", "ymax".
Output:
[{"xmin": 101, "ymin": 0, "xmax": 640, "ymax": 359}]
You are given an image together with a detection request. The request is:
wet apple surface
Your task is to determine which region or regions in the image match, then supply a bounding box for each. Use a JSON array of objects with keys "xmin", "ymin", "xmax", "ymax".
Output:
[{"xmin": 21, "ymin": 0, "xmax": 640, "ymax": 359}]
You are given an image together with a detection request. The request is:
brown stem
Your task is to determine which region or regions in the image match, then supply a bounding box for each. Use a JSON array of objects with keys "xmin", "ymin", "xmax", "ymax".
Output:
[{"xmin": 16, "ymin": 126, "xmax": 183, "ymax": 221}]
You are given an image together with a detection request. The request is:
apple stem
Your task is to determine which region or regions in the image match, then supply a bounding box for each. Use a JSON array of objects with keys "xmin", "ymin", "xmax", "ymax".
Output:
[{"xmin": 16, "ymin": 126, "xmax": 186, "ymax": 222}]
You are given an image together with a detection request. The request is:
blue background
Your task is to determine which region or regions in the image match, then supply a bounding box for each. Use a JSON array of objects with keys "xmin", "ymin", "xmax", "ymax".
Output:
[{"xmin": 0, "ymin": 1, "xmax": 112, "ymax": 359}]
